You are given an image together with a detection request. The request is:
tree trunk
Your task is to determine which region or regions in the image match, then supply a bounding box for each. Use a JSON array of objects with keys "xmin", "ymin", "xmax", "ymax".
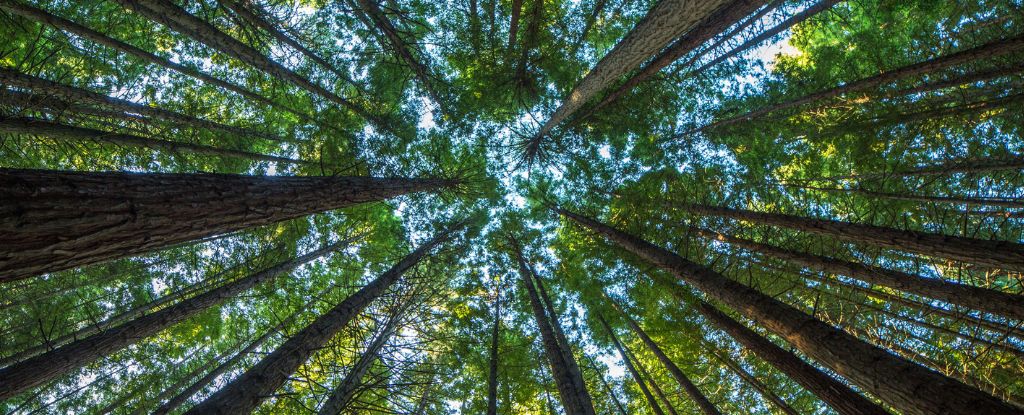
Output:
[
  {"xmin": 113, "ymin": 0, "xmax": 384, "ymax": 129},
  {"xmin": 555, "ymin": 206, "xmax": 1016, "ymax": 415},
  {"xmin": 596, "ymin": 314, "xmax": 665, "ymax": 415},
  {"xmin": 583, "ymin": 353, "xmax": 628, "ymax": 415},
  {"xmin": 317, "ymin": 311, "xmax": 402, "ymax": 415},
  {"xmin": 533, "ymin": 272, "xmax": 591, "ymax": 408},
  {"xmin": 698, "ymin": 34, "xmax": 1024, "ymax": 133},
  {"xmin": 0, "ymin": 117, "xmax": 309, "ymax": 166},
  {"xmin": 513, "ymin": 237, "xmax": 597, "ymax": 415},
  {"xmin": 633, "ymin": 351, "xmax": 680, "ymax": 415},
  {"xmin": 0, "ymin": 169, "xmax": 455, "ymax": 281},
  {"xmin": 513, "ymin": 0, "xmax": 543, "ymax": 93},
  {"xmin": 0, "ymin": 240, "xmax": 350, "ymax": 399},
  {"xmin": 527, "ymin": 0, "xmax": 731, "ymax": 154},
  {"xmin": 507, "ymin": 0, "xmax": 524, "ymax": 51},
  {"xmin": 0, "ymin": 0, "xmax": 317, "ymax": 126},
  {"xmin": 567, "ymin": 0, "xmax": 607, "ymax": 56},
  {"xmin": 615, "ymin": 306, "xmax": 722, "ymax": 415},
  {"xmin": 700, "ymin": 339, "xmax": 800, "ymax": 415},
  {"xmin": 487, "ymin": 289, "xmax": 501, "ymax": 415},
  {"xmin": 0, "ymin": 68, "xmax": 283, "ymax": 142},
  {"xmin": 792, "ymin": 184, "xmax": 1024, "ymax": 209},
  {"xmin": 801, "ymin": 154, "xmax": 1024, "ymax": 182},
  {"xmin": 675, "ymin": 203, "xmax": 1024, "ymax": 272},
  {"xmin": 182, "ymin": 224, "xmax": 460, "ymax": 414},
  {"xmin": 691, "ymin": 227, "xmax": 1024, "ymax": 321}
]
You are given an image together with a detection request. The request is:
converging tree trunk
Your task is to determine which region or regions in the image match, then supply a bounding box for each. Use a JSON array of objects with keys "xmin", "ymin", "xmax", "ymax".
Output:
[
  {"xmin": 690, "ymin": 227, "xmax": 1024, "ymax": 321},
  {"xmin": 674, "ymin": 203, "xmax": 1024, "ymax": 272},
  {"xmin": 583, "ymin": 353, "xmax": 629, "ymax": 415},
  {"xmin": 182, "ymin": 224, "xmax": 461, "ymax": 414},
  {"xmin": 801, "ymin": 154, "xmax": 1024, "ymax": 182},
  {"xmin": 555, "ymin": 206, "xmax": 1017, "ymax": 415},
  {"xmin": 318, "ymin": 309, "xmax": 404, "ymax": 415},
  {"xmin": 632, "ymin": 349, "xmax": 680, "ymax": 415},
  {"xmin": 699, "ymin": 339, "xmax": 800, "ymax": 415},
  {"xmin": 0, "ymin": 240, "xmax": 352, "ymax": 399},
  {"xmin": 596, "ymin": 314, "xmax": 665, "ymax": 415},
  {"xmin": 791, "ymin": 185, "xmax": 1024, "ymax": 209},
  {"xmin": 487, "ymin": 288, "xmax": 502, "ymax": 415},
  {"xmin": 0, "ymin": 169, "xmax": 455, "ymax": 281}
]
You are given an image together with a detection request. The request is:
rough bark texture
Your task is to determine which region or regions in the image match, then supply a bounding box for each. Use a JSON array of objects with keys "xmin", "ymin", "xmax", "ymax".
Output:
[
  {"xmin": 0, "ymin": 117, "xmax": 308, "ymax": 165},
  {"xmin": 0, "ymin": 242, "xmax": 348, "ymax": 399},
  {"xmin": 317, "ymin": 315, "xmax": 400, "ymax": 415},
  {"xmin": 0, "ymin": 68, "xmax": 282, "ymax": 141},
  {"xmin": 700, "ymin": 34, "xmax": 1024, "ymax": 132},
  {"xmin": 597, "ymin": 315, "xmax": 665, "ymax": 415},
  {"xmin": 113, "ymin": 0, "xmax": 382, "ymax": 127},
  {"xmin": 0, "ymin": 169, "xmax": 454, "ymax": 281},
  {"xmin": 182, "ymin": 225, "xmax": 459, "ymax": 414},
  {"xmin": 692, "ymin": 227, "xmax": 1024, "ymax": 321},
  {"xmin": 556, "ymin": 206, "xmax": 1017, "ymax": 415},
  {"xmin": 618, "ymin": 309, "xmax": 721, "ymax": 415},
  {"xmin": 514, "ymin": 239, "xmax": 597, "ymax": 415},
  {"xmin": 487, "ymin": 290, "xmax": 501, "ymax": 415},
  {"xmin": 702, "ymin": 340, "xmax": 799, "ymax": 415},
  {"xmin": 529, "ymin": 0, "xmax": 732, "ymax": 147},
  {"xmin": 676, "ymin": 203, "xmax": 1024, "ymax": 272},
  {"xmin": 533, "ymin": 272, "xmax": 592, "ymax": 409}
]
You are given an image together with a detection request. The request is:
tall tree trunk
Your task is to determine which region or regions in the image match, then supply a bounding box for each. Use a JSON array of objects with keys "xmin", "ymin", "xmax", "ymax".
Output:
[
  {"xmin": 0, "ymin": 169, "xmax": 455, "ymax": 281},
  {"xmin": 585, "ymin": 0, "xmax": 769, "ymax": 116},
  {"xmin": 614, "ymin": 305, "xmax": 722, "ymax": 415},
  {"xmin": 182, "ymin": 224, "xmax": 461, "ymax": 414},
  {"xmin": 487, "ymin": 288, "xmax": 501, "ymax": 415},
  {"xmin": 791, "ymin": 184, "xmax": 1024, "ymax": 209},
  {"xmin": 317, "ymin": 310, "xmax": 404, "ymax": 415},
  {"xmin": 513, "ymin": 0, "xmax": 543, "ymax": 93},
  {"xmin": 632, "ymin": 352, "xmax": 680, "ymax": 415},
  {"xmin": 533, "ymin": 272, "xmax": 591, "ymax": 407},
  {"xmin": 352, "ymin": 0, "xmax": 449, "ymax": 117},
  {"xmin": 507, "ymin": 0, "xmax": 524, "ymax": 51},
  {"xmin": 512, "ymin": 237, "xmax": 597, "ymax": 415},
  {"xmin": 0, "ymin": 0, "xmax": 318, "ymax": 126},
  {"xmin": 0, "ymin": 68, "xmax": 284, "ymax": 142},
  {"xmin": 526, "ymin": 0, "xmax": 732, "ymax": 156},
  {"xmin": 800, "ymin": 154, "xmax": 1024, "ymax": 182},
  {"xmin": 567, "ymin": 0, "xmax": 607, "ymax": 56},
  {"xmin": 674, "ymin": 203, "xmax": 1024, "ymax": 272},
  {"xmin": 596, "ymin": 314, "xmax": 665, "ymax": 415},
  {"xmin": 0, "ymin": 240, "xmax": 351, "ymax": 399},
  {"xmin": 555, "ymin": 206, "xmax": 1016, "ymax": 415},
  {"xmin": 699, "ymin": 339, "xmax": 800, "ymax": 415},
  {"xmin": 690, "ymin": 227, "xmax": 1024, "ymax": 321},
  {"xmin": 583, "ymin": 353, "xmax": 628, "ymax": 415},
  {"xmin": 113, "ymin": 0, "xmax": 385, "ymax": 129},
  {"xmin": 697, "ymin": 34, "xmax": 1024, "ymax": 133},
  {"xmin": 0, "ymin": 117, "xmax": 309, "ymax": 166}
]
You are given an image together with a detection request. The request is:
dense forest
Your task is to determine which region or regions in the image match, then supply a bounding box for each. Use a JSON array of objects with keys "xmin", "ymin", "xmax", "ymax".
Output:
[{"xmin": 0, "ymin": 0, "xmax": 1022, "ymax": 413}]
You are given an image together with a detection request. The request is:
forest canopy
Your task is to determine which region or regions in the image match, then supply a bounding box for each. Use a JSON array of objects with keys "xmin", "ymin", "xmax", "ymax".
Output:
[{"xmin": 1, "ymin": 0, "xmax": 1023, "ymax": 414}]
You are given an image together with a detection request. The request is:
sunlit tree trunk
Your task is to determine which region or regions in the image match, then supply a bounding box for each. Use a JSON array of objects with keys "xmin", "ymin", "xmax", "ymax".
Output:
[
  {"xmin": 0, "ymin": 169, "xmax": 454, "ymax": 280},
  {"xmin": 555, "ymin": 206, "xmax": 1016, "ymax": 415},
  {"xmin": 0, "ymin": 241, "xmax": 350, "ymax": 399},
  {"xmin": 597, "ymin": 315, "xmax": 665, "ymax": 415}
]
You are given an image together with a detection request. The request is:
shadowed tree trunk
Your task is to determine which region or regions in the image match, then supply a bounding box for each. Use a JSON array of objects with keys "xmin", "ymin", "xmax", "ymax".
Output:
[
  {"xmin": 0, "ymin": 169, "xmax": 455, "ymax": 281},
  {"xmin": 525, "ymin": 0, "xmax": 731, "ymax": 157},
  {"xmin": 633, "ymin": 352, "xmax": 680, "ymax": 415},
  {"xmin": 487, "ymin": 288, "xmax": 502, "ymax": 415},
  {"xmin": 674, "ymin": 203, "xmax": 1024, "ymax": 272},
  {"xmin": 597, "ymin": 314, "xmax": 665, "ymax": 415},
  {"xmin": 791, "ymin": 184, "xmax": 1024, "ymax": 209},
  {"xmin": 0, "ymin": 240, "xmax": 352, "ymax": 399},
  {"xmin": 0, "ymin": 117, "xmax": 309, "ymax": 166},
  {"xmin": 800, "ymin": 154, "xmax": 1024, "ymax": 182},
  {"xmin": 182, "ymin": 224, "xmax": 461, "ymax": 414},
  {"xmin": 555, "ymin": 206, "xmax": 1017, "ymax": 415},
  {"xmin": 690, "ymin": 227, "xmax": 1024, "ymax": 321},
  {"xmin": 533, "ymin": 272, "xmax": 591, "ymax": 407},
  {"xmin": 507, "ymin": 0, "xmax": 524, "ymax": 51},
  {"xmin": 318, "ymin": 309, "xmax": 404, "ymax": 415},
  {"xmin": 699, "ymin": 339, "xmax": 800, "ymax": 415},
  {"xmin": 583, "ymin": 353, "xmax": 628, "ymax": 415}
]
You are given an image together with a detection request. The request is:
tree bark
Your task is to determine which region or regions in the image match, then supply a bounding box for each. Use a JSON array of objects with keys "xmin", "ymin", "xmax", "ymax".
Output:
[
  {"xmin": 317, "ymin": 311, "xmax": 402, "ymax": 415},
  {"xmin": 0, "ymin": 117, "xmax": 309, "ymax": 166},
  {"xmin": 697, "ymin": 34, "xmax": 1024, "ymax": 133},
  {"xmin": 0, "ymin": 68, "xmax": 283, "ymax": 142},
  {"xmin": 533, "ymin": 272, "xmax": 591, "ymax": 407},
  {"xmin": 691, "ymin": 227, "xmax": 1024, "ymax": 321},
  {"xmin": 0, "ymin": 169, "xmax": 455, "ymax": 281},
  {"xmin": 555, "ymin": 206, "xmax": 1016, "ymax": 415},
  {"xmin": 0, "ymin": 241, "xmax": 350, "ymax": 399},
  {"xmin": 487, "ymin": 288, "xmax": 501, "ymax": 415},
  {"xmin": 675, "ymin": 203, "xmax": 1024, "ymax": 272},
  {"xmin": 526, "ymin": 0, "xmax": 732, "ymax": 155},
  {"xmin": 507, "ymin": 0, "xmax": 524, "ymax": 51},
  {"xmin": 182, "ymin": 224, "xmax": 460, "ymax": 414},
  {"xmin": 596, "ymin": 314, "xmax": 665, "ymax": 415}
]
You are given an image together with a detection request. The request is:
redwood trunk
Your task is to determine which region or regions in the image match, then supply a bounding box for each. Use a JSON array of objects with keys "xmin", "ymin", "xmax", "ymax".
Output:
[
  {"xmin": 676, "ymin": 203, "xmax": 1024, "ymax": 272},
  {"xmin": 487, "ymin": 290, "xmax": 501, "ymax": 415},
  {"xmin": 0, "ymin": 241, "xmax": 349, "ymax": 399},
  {"xmin": 805, "ymin": 154, "xmax": 1024, "ymax": 182},
  {"xmin": 556, "ymin": 206, "xmax": 1015, "ymax": 415},
  {"xmin": 691, "ymin": 227, "xmax": 1024, "ymax": 321},
  {"xmin": 182, "ymin": 225, "xmax": 459, "ymax": 414},
  {"xmin": 701, "ymin": 340, "xmax": 799, "ymax": 415},
  {"xmin": 597, "ymin": 315, "xmax": 665, "ymax": 415},
  {"xmin": 533, "ymin": 273, "xmax": 591, "ymax": 406},
  {"xmin": 633, "ymin": 353, "xmax": 680, "ymax": 415},
  {"xmin": 0, "ymin": 169, "xmax": 454, "ymax": 280},
  {"xmin": 317, "ymin": 314, "xmax": 400, "ymax": 415},
  {"xmin": 507, "ymin": 0, "xmax": 524, "ymax": 50},
  {"xmin": 793, "ymin": 185, "xmax": 1024, "ymax": 209}
]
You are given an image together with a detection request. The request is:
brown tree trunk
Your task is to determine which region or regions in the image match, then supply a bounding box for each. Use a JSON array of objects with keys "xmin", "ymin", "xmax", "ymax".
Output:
[
  {"xmin": 792, "ymin": 184, "xmax": 1024, "ymax": 209},
  {"xmin": 487, "ymin": 289, "xmax": 501, "ymax": 415},
  {"xmin": 675, "ymin": 203, "xmax": 1024, "ymax": 272},
  {"xmin": 513, "ymin": 237, "xmax": 597, "ymax": 415},
  {"xmin": 633, "ymin": 352, "xmax": 681, "ymax": 415},
  {"xmin": 533, "ymin": 272, "xmax": 591, "ymax": 406},
  {"xmin": 507, "ymin": 0, "xmax": 524, "ymax": 51},
  {"xmin": 0, "ymin": 68, "xmax": 283, "ymax": 142},
  {"xmin": 615, "ymin": 306, "xmax": 722, "ymax": 415},
  {"xmin": 0, "ymin": 169, "xmax": 455, "ymax": 281},
  {"xmin": 699, "ymin": 339, "xmax": 800, "ymax": 415},
  {"xmin": 596, "ymin": 314, "xmax": 665, "ymax": 415},
  {"xmin": 555, "ymin": 206, "xmax": 1016, "ymax": 415},
  {"xmin": 0, "ymin": 241, "xmax": 350, "ymax": 399},
  {"xmin": 583, "ymin": 353, "xmax": 629, "ymax": 415},
  {"xmin": 801, "ymin": 154, "xmax": 1024, "ymax": 182},
  {"xmin": 317, "ymin": 311, "xmax": 402, "ymax": 415},
  {"xmin": 0, "ymin": 0, "xmax": 317, "ymax": 126},
  {"xmin": 691, "ymin": 227, "xmax": 1024, "ymax": 321},
  {"xmin": 526, "ymin": 0, "xmax": 731, "ymax": 158},
  {"xmin": 513, "ymin": 0, "xmax": 543, "ymax": 93},
  {"xmin": 0, "ymin": 117, "xmax": 309, "ymax": 166},
  {"xmin": 182, "ymin": 224, "xmax": 460, "ymax": 414},
  {"xmin": 698, "ymin": 34, "xmax": 1024, "ymax": 133}
]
